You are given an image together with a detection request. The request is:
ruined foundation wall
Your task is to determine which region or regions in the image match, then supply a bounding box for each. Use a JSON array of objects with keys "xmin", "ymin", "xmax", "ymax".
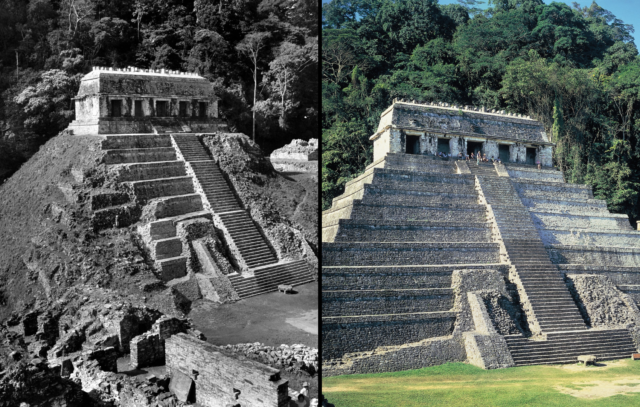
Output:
[{"xmin": 165, "ymin": 333, "xmax": 289, "ymax": 407}]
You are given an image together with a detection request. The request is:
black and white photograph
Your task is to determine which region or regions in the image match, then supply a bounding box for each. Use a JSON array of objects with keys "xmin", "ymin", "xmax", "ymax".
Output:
[{"xmin": 0, "ymin": 0, "xmax": 318, "ymax": 405}]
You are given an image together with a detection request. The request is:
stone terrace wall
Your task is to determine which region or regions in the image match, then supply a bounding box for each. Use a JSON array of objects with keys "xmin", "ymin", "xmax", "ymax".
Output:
[
  {"xmin": 323, "ymin": 336, "xmax": 466, "ymax": 377},
  {"xmin": 506, "ymin": 167, "xmax": 564, "ymax": 183},
  {"xmin": 165, "ymin": 333, "xmax": 289, "ymax": 407},
  {"xmin": 322, "ymin": 312, "xmax": 456, "ymax": 361},
  {"xmin": 322, "ymin": 289, "xmax": 453, "ymax": 317}
]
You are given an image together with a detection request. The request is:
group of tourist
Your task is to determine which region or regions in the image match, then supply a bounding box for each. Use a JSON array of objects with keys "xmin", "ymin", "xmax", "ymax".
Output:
[
  {"xmin": 435, "ymin": 150, "xmax": 503, "ymax": 164},
  {"xmin": 463, "ymin": 152, "xmax": 502, "ymax": 164}
]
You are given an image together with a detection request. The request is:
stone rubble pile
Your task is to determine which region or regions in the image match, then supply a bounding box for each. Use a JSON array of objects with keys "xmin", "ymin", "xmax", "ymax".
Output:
[{"xmin": 223, "ymin": 342, "xmax": 318, "ymax": 373}]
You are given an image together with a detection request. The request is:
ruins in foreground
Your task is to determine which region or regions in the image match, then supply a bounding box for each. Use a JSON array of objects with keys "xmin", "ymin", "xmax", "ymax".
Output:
[{"xmin": 322, "ymin": 100, "xmax": 640, "ymax": 375}]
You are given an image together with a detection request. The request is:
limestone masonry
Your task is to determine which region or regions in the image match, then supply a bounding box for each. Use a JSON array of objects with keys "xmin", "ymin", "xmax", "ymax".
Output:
[
  {"xmin": 68, "ymin": 66, "xmax": 226, "ymax": 135},
  {"xmin": 322, "ymin": 101, "xmax": 640, "ymax": 376}
]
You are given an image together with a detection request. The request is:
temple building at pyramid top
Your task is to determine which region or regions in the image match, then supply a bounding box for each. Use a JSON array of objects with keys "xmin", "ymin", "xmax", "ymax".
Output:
[{"xmin": 370, "ymin": 99, "xmax": 553, "ymax": 166}]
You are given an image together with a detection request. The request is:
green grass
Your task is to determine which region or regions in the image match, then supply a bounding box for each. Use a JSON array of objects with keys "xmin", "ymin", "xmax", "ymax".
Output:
[{"xmin": 323, "ymin": 360, "xmax": 640, "ymax": 406}]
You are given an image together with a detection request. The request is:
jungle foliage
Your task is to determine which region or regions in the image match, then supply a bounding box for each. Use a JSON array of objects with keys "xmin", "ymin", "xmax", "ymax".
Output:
[
  {"xmin": 0, "ymin": 0, "xmax": 318, "ymax": 181},
  {"xmin": 322, "ymin": 0, "xmax": 640, "ymax": 226}
]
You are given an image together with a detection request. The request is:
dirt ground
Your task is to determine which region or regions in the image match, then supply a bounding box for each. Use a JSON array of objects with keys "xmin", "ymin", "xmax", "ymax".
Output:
[{"xmin": 188, "ymin": 282, "xmax": 318, "ymax": 348}]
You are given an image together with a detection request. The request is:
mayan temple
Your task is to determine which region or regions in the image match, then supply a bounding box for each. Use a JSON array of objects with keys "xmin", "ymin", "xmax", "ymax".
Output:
[{"xmin": 322, "ymin": 100, "xmax": 640, "ymax": 376}]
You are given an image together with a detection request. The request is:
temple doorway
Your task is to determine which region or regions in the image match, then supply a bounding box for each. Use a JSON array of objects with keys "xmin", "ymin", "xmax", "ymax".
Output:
[
  {"xmin": 405, "ymin": 135, "xmax": 420, "ymax": 154},
  {"xmin": 156, "ymin": 101, "xmax": 169, "ymax": 117},
  {"xmin": 526, "ymin": 148, "xmax": 536, "ymax": 165},
  {"xmin": 438, "ymin": 138, "xmax": 450, "ymax": 155},
  {"xmin": 467, "ymin": 141, "xmax": 483, "ymax": 157},
  {"xmin": 499, "ymin": 144, "xmax": 510, "ymax": 162}
]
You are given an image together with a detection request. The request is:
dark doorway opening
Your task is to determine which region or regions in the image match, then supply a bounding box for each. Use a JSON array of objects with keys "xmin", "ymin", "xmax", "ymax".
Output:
[
  {"xmin": 405, "ymin": 135, "xmax": 420, "ymax": 154},
  {"xmin": 199, "ymin": 102, "xmax": 207, "ymax": 118},
  {"xmin": 467, "ymin": 141, "xmax": 483, "ymax": 157},
  {"xmin": 134, "ymin": 101, "xmax": 143, "ymax": 117},
  {"xmin": 526, "ymin": 147, "xmax": 536, "ymax": 165},
  {"xmin": 437, "ymin": 138, "xmax": 450, "ymax": 155},
  {"xmin": 179, "ymin": 101, "xmax": 189, "ymax": 117},
  {"xmin": 156, "ymin": 101, "xmax": 168, "ymax": 117},
  {"xmin": 111, "ymin": 100, "xmax": 122, "ymax": 117},
  {"xmin": 499, "ymin": 144, "xmax": 510, "ymax": 163}
]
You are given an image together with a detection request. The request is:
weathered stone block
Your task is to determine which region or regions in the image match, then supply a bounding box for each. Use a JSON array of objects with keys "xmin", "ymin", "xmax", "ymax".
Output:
[{"xmin": 165, "ymin": 333, "xmax": 289, "ymax": 407}]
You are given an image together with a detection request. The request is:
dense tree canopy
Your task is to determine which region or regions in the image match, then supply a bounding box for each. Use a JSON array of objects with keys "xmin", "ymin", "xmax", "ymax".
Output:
[
  {"xmin": 322, "ymin": 0, "xmax": 640, "ymax": 227},
  {"xmin": 0, "ymin": 0, "xmax": 317, "ymax": 181}
]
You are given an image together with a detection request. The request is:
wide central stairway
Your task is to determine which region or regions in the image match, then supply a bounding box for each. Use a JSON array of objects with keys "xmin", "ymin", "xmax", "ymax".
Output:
[
  {"xmin": 469, "ymin": 162, "xmax": 636, "ymax": 366},
  {"xmin": 322, "ymin": 154, "xmax": 505, "ymax": 362},
  {"xmin": 93, "ymin": 133, "xmax": 312, "ymax": 299}
]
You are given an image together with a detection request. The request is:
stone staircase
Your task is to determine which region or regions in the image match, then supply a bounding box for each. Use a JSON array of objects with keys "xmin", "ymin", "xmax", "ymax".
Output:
[
  {"xmin": 217, "ymin": 211, "xmax": 278, "ymax": 269},
  {"xmin": 505, "ymin": 329, "xmax": 637, "ymax": 366},
  {"xmin": 172, "ymin": 135, "xmax": 241, "ymax": 213},
  {"xmin": 227, "ymin": 260, "xmax": 311, "ymax": 298},
  {"xmin": 469, "ymin": 161, "xmax": 636, "ymax": 365},
  {"xmin": 171, "ymin": 134, "xmax": 313, "ymax": 297}
]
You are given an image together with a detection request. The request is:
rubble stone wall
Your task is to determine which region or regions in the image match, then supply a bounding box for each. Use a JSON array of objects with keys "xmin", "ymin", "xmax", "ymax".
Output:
[
  {"xmin": 129, "ymin": 316, "xmax": 187, "ymax": 369},
  {"xmin": 165, "ymin": 333, "xmax": 289, "ymax": 407}
]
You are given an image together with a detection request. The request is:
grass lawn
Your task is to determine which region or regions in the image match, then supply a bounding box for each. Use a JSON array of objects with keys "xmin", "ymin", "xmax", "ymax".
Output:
[{"xmin": 323, "ymin": 360, "xmax": 640, "ymax": 406}]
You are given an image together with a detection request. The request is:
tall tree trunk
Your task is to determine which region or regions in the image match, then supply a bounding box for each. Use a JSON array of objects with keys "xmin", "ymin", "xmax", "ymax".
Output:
[{"xmin": 253, "ymin": 62, "xmax": 257, "ymax": 142}]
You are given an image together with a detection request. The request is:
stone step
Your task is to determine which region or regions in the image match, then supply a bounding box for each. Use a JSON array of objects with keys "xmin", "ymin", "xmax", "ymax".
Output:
[
  {"xmin": 534, "ymin": 312, "xmax": 584, "ymax": 320},
  {"xmin": 508, "ymin": 341, "xmax": 635, "ymax": 355},
  {"xmin": 510, "ymin": 345, "xmax": 635, "ymax": 361},
  {"xmin": 228, "ymin": 260, "xmax": 314, "ymax": 298},
  {"xmin": 231, "ymin": 260, "xmax": 309, "ymax": 284},
  {"xmin": 172, "ymin": 135, "xmax": 212, "ymax": 162}
]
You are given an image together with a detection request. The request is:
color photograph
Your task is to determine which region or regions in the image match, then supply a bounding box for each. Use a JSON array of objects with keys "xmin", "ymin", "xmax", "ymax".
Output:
[{"xmin": 321, "ymin": 0, "xmax": 640, "ymax": 406}]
